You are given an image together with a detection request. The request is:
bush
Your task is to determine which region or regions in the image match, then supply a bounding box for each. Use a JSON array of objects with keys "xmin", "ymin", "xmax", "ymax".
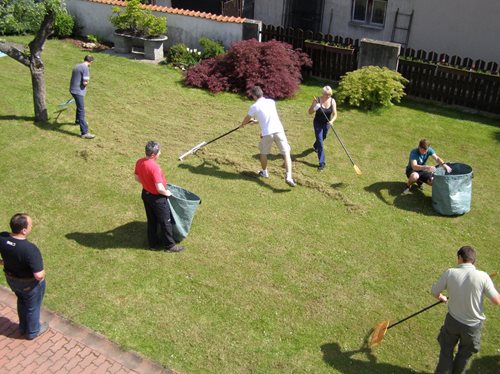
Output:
[
  {"xmin": 199, "ymin": 37, "xmax": 225, "ymax": 59},
  {"xmin": 0, "ymin": 0, "xmax": 44, "ymax": 35},
  {"xmin": 336, "ymin": 66, "xmax": 409, "ymax": 109},
  {"xmin": 53, "ymin": 10, "xmax": 75, "ymax": 38},
  {"xmin": 109, "ymin": 0, "xmax": 166, "ymax": 38},
  {"xmin": 166, "ymin": 43, "xmax": 201, "ymax": 69},
  {"xmin": 185, "ymin": 39, "xmax": 312, "ymax": 99}
]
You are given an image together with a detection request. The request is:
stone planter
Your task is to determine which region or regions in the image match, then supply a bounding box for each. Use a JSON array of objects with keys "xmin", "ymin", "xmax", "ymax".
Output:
[
  {"xmin": 143, "ymin": 35, "xmax": 168, "ymax": 61},
  {"xmin": 113, "ymin": 32, "xmax": 133, "ymax": 54}
]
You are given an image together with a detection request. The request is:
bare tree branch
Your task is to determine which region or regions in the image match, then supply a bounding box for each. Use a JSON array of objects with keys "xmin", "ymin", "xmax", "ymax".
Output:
[{"xmin": 0, "ymin": 41, "xmax": 30, "ymax": 67}]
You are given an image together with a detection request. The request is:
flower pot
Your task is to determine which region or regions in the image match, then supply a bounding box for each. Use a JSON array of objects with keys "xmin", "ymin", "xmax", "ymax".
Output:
[
  {"xmin": 113, "ymin": 32, "xmax": 133, "ymax": 54},
  {"xmin": 143, "ymin": 35, "xmax": 168, "ymax": 61}
]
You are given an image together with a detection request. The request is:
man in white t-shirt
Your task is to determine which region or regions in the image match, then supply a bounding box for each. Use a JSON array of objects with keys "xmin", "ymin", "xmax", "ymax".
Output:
[
  {"xmin": 240, "ymin": 86, "xmax": 296, "ymax": 187},
  {"xmin": 431, "ymin": 246, "xmax": 500, "ymax": 373}
]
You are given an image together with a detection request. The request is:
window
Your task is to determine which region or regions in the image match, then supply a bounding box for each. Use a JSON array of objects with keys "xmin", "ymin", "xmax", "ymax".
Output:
[{"xmin": 351, "ymin": 0, "xmax": 387, "ymax": 26}]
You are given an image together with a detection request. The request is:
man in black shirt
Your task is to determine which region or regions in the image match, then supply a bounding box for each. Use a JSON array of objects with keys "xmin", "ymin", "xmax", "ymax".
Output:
[{"xmin": 0, "ymin": 213, "xmax": 48, "ymax": 339}]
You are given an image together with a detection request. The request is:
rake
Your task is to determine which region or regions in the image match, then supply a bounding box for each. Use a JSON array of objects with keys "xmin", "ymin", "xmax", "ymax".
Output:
[
  {"xmin": 58, "ymin": 98, "xmax": 75, "ymax": 108},
  {"xmin": 369, "ymin": 271, "xmax": 498, "ymax": 348},
  {"xmin": 178, "ymin": 125, "xmax": 240, "ymax": 161},
  {"xmin": 314, "ymin": 96, "xmax": 362, "ymax": 176}
]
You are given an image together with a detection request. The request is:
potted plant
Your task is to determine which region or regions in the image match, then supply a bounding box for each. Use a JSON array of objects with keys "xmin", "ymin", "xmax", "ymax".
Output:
[{"xmin": 109, "ymin": 0, "xmax": 167, "ymax": 60}]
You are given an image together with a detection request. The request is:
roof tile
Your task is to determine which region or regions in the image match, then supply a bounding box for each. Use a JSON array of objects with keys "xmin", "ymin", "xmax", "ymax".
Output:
[{"xmin": 88, "ymin": 0, "xmax": 246, "ymax": 23}]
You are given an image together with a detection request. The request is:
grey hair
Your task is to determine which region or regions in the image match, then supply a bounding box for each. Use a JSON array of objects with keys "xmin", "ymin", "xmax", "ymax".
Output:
[
  {"xmin": 251, "ymin": 86, "xmax": 264, "ymax": 99},
  {"xmin": 145, "ymin": 141, "xmax": 160, "ymax": 157}
]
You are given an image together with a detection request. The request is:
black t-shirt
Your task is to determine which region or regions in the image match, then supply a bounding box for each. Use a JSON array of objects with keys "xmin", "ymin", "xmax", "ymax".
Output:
[{"xmin": 0, "ymin": 232, "xmax": 44, "ymax": 278}]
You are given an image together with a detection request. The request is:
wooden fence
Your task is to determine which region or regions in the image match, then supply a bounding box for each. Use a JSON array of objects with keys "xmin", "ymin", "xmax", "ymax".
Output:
[
  {"xmin": 398, "ymin": 48, "xmax": 500, "ymax": 113},
  {"xmin": 260, "ymin": 24, "xmax": 500, "ymax": 114},
  {"xmin": 260, "ymin": 24, "xmax": 358, "ymax": 81}
]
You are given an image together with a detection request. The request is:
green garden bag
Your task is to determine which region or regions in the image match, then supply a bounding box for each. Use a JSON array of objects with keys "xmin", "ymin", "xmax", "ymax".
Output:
[
  {"xmin": 167, "ymin": 183, "xmax": 201, "ymax": 242},
  {"xmin": 432, "ymin": 163, "xmax": 472, "ymax": 216}
]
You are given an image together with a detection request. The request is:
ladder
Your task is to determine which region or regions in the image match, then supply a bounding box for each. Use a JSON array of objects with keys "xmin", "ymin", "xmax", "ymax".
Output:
[{"xmin": 391, "ymin": 8, "xmax": 414, "ymax": 47}]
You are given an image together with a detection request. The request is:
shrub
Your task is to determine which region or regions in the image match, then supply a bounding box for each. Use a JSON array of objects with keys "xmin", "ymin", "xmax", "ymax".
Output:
[
  {"xmin": 199, "ymin": 37, "xmax": 225, "ymax": 59},
  {"xmin": 53, "ymin": 10, "xmax": 75, "ymax": 38},
  {"xmin": 86, "ymin": 34, "xmax": 99, "ymax": 44},
  {"xmin": 166, "ymin": 43, "xmax": 201, "ymax": 69},
  {"xmin": 336, "ymin": 66, "xmax": 409, "ymax": 109},
  {"xmin": 109, "ymin": 0, "xmax": 166, "ymax": 38},
  {"xmin": 185, "ymin": 39, "xmax": 312, "ymax": 99},
  {"xmin": 0, "ymin": 0, "xmax": 44, "ymax": 35}
]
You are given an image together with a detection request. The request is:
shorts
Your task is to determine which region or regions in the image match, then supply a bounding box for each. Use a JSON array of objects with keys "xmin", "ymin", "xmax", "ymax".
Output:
[
  {"xmin": 406, "ymin": 169, "xmax": 433, "ymax": 183},
  {"xmin": 259, "ymin": 132, "xmax": 291, "ymax": 155}
]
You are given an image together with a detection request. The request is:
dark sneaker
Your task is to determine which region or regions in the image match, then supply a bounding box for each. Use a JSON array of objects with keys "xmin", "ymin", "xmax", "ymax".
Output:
[
  {"xmin": 81, "ymin": 133, "xmax": 95, "ymax": 139},
  {"xmin": 165, "ymin": 245, "xmax": 184, "ymax": 253},
  {"xmin": 416, "ymin": 181, "xmax": 423, "ymax": 189},
  {"xmin": 27, "ymin": 322, "xmax": 49, "ymax": 340},
  {"xmin": 285, "ymin": 178, "xmax": 296, "ymax": 187}
]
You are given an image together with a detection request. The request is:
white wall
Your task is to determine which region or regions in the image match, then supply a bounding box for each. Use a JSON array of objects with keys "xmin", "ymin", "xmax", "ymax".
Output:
[
  {"xmin": 253, "ymin": 0, "xmax": 284, "ymax": 27},
  {"xmin": 252, "ymin": 0, "xmax": 500, "ymax": 63},
  {"xmin": 66, "ymin": 0, "xmax": 258, "ymax": 50},
  {"xmin": 408, "ymin": 0, "xmax": 500, "ymax": 62}
]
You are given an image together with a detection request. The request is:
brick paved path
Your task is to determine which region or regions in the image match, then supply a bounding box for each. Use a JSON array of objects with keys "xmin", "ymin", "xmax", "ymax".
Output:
[{"xmin": 0, "ymin": 286, "xmax": 176, "ymax": 374}]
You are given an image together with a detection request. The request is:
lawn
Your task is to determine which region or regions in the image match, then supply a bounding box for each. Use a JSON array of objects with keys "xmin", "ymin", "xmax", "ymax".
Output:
[{"xmin": 0, "ymin": 37, "xmax": 499, "ymax": 374}]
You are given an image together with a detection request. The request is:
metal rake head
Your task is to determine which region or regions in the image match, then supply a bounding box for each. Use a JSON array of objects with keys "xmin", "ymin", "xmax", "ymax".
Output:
[{"xmin": 369, "ymin": 320, "xmax": 390, "ymax": 348}]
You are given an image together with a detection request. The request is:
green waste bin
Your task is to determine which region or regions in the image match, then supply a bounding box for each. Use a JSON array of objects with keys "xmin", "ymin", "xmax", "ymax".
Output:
[
  {"xmin": 432, "ymin": 163, "xmax": 472, "ymax": 216},
  {"xmin": 167, "ymin": 183, "xmax": 201, "ymax": 242}
]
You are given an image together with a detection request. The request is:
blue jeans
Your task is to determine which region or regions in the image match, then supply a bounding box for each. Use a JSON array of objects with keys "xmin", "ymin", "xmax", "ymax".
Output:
[
  {"xmin": 6, "ymin": 277, "xmax": 46, "ymax": 338},
  {"xmin": 435, "ymin": 313, "xmax": 481, "ymax": 374},
  {"xmin": 313, "ymin": 122, "xmax": 329, "ymax": 166},
  {"xmin": 71, "ymin": 93, "xmax": 89, "ymax": 135}
]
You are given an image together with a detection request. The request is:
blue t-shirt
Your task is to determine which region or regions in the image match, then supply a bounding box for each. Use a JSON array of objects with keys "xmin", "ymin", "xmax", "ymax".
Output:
[
  {"xmin": 69, "ymin": 62, "xmax": 90, "ymax": 96},
  {"xmin": 406, "ymin": 147, "xmax": 435, "ymax": 174}
]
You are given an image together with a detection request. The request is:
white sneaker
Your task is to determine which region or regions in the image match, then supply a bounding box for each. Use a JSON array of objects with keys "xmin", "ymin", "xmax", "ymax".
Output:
[
  {"xmin": 258, "ymin": 170, "xmax": 269, "ymax": 178},
  {"xmin": 401, "ymin": 186, "xmax": 411, "ymax": 195},
  {"xmin": 81, "ymin": 133, "xmax": 95, "ymax": 139},
  {"xmin": 285, "ymin": 178, "xmax": 296, "ymax": 187}
]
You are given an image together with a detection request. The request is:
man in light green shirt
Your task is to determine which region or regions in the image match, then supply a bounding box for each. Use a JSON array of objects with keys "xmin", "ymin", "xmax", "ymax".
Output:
[{"xmin": 431, "ymin": 246, "xmax": 500, "ymax": 374}]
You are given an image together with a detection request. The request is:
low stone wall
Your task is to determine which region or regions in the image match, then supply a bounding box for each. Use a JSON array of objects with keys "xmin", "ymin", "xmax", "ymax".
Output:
[{"xmin": 65, "ymin": 0, "xmax": 261, "ymax": 51}]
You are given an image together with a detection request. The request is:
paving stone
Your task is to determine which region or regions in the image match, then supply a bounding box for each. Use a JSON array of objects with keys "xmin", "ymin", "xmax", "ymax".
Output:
[{"xmin": 0, "ymin": 285, "xmax": 174, "ymax": 374}]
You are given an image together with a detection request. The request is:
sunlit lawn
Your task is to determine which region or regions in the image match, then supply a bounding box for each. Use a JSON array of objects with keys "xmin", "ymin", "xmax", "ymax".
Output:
[{"xmin": 0, "ymin": 36, "xmax": 498, "ymax": 373}]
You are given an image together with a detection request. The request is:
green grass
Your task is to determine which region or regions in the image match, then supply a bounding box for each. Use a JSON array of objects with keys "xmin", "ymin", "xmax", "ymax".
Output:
[{"xmin": 0, "ymin": 37, "xmax": 499, "ymax": 373}]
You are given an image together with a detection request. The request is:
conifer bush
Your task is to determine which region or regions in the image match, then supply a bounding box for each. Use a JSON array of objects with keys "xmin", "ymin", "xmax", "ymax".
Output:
[
  {"xmin": 184, "ymin": 39, "xmax": 311, "ymax": 99},
  {"xmin": 336, "ymin": 66, "xmax": 409, "ymax": 109}
]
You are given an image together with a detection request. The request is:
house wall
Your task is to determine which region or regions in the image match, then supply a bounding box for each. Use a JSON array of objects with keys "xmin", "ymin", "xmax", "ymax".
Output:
[
  {"xmin": 254, "ymin": 0, "xmax": 500, "ymax": 63},
  {"xmin": 65, "ymin": 0, "xmax": 259, "ymax": 50},
  {"xmin": 408, "ymin": 0, "xmax": 500, "ymax": 63},
  {"xmin": 253, "ymin": 0, "xmax": 284, "ymax": 27}
]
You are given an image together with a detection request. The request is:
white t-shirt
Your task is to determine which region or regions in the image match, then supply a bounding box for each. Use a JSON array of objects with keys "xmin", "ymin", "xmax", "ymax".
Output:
[
  {"xmin": 431, "ymin": 263, "xmax": 499, "ymax": 326},
  {"xmin": 248, "ymin": 97, "xmax": 284, "ymax": 136}
]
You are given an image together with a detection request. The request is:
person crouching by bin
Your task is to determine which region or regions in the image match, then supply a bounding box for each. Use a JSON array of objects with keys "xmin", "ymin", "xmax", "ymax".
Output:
[
  {"xmin": 402, "ymin": 139, "xmax": 452, "ymax": 195},
  {"xmin": 135, "ymin": 141, "xmax": 184, "ymax": 253}
]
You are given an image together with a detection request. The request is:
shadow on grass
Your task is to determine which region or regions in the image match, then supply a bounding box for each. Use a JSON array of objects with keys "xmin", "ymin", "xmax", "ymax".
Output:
[
  {"xmin": 321, "ymin": 341, "xmax": 426, "ymax": 373},
  {"xmin": 250, "ymin": 148, "xmax": 318, "ymax": 168},
  {"xmin": 364, "ymin": 181, "xmax": 443, "ymax": 216},
  {"xmin": 178, "ymin": 158, "xmax": 291, "ymax": 193},
  {"xmin": 0, "ymin": 114, "xmax": 37, "ymax": 123},
  {"xmin": 469, "ymin": 355, "xmax": 499, "ymax": 372},
  {"xmin": 34, "ymin": 120, "xmax": 81, "ymax": 138},
  {"xmin": 66, "ymin": 221, "xmax": 148, "ymax": 250},
  {"xmin": 495, "ymin": 130, "xmax": 500, "ymax": 143}
]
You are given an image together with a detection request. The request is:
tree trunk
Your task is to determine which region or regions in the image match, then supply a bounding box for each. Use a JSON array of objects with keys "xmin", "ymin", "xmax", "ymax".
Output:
[
  {"xmin": 0, "ymin": 10, "xmax": 55, "ymax": 123},
  {"xmin": 28, "ymin": 11, "xmax": 56, "ymax": 123}
]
